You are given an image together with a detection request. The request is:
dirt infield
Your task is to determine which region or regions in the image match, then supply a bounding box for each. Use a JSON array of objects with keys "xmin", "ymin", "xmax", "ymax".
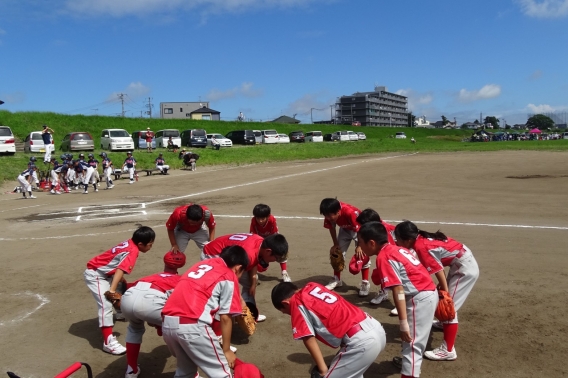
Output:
[{"xmin": 0, "ymin": 150, "xmax": 566, "ymax": 378}]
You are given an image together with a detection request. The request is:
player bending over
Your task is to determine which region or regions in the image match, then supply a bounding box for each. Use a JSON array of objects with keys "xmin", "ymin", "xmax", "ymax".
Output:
[
  {"xmin": 166, "ymin": 203, "xmax": 216, "ymax": 254},
  {"xmin": 83, "ymin": 226, "xmax": 155, "ymax": 355},
  {"xmin": 249, "ymin": 203, "xmax": 291, "ymax": 282},
  {"xmin": 271, "ymin": 282, "xmax": 386, "ymax": 378}
]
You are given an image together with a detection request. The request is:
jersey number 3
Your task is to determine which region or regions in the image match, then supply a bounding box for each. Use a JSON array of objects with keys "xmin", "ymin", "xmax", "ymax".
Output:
[
  {"xmin": 188, "ymin": 265, "xmax": 213, "ymax": 279},
  {"xmin": 309, "ymin": 287, "xmax": 338, "ymax": 304}
]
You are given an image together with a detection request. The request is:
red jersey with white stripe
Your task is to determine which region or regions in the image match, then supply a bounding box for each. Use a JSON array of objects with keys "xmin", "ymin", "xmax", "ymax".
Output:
[
  {"xmin": 372, "ymin": 244, "xmax": 435, "ymax": 296},
  {"xmin": 323, "ymin": 202, "xmax": 361, "ymax": 232},
  {"xmin": 413, "ymin": 235, "xmax": 467, "ymax": 271},
  {"xmin": 86, "ymin": 239, "xmax": 140, "ymax": 277},
  {"xmin": 203, "ymin": 233, "xmax": 263, "ymax": 271},
  {"xmin": 134, "ymin": 272, "xmax": 181, "ymax": 294},
  {"xmin": 165, "ymin": 204, "xmax": 216, "ymax": 234},
  {"xmin": 249, "ymin": 215, "xmax": 278, "ymax": 237},
  {"xmin": 289, "ymin": 282, "xmax": 367, "ymax": 348},
  {"xmin": 382, "ymin": 220, "xmax": 396, "ymax": 245},
  {"xmin": 162, "ymin": 258, "xmax": 242, "ymax": 324}
]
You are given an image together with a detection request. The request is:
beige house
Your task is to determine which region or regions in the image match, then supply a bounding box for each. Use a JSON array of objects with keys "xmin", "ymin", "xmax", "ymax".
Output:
[{"xmin": 189, "ymin": 107, "xmax": 221, "ymax": 121}]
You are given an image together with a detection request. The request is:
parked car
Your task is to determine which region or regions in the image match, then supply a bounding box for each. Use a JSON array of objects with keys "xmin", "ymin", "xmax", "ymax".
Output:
[
  {"xmin": 180, "ymin": 129, "xmax": 207, "ymax": 148},
  {"xmin": 24, "ymin": 131, "xmax": 54, "ymax": 153},
  {"xmin": 352, "ymin": 121, "xmax": 361, "ymax": 126},
  {"xmin": 132, "ymin": 130, "xmax": 156, "ymax": 150},
  {"xmin": 332, "ymin": 131, "xmax": 350, "ymax": 142},
  {"xmin": 323, "ymin": 133, "xmax": 333, "ymax": 141},
  {"xmin": 252, "ymin": 130, "xmax": 263, "ymax": 144},
  {"xmin": 357, "ymin": 132, "xmax": 367, "ymax": 140},
  {"xmin": 262, "ymin": 130, "xmax": 279, "ymax": 144},
  {"xmin": 100, "ymin": 129, "xmax": 134, "ymax": 151},
  {"xmin": 155, "ymin": 129, "xmax": 182, "ymax": 148},
  {"xmin": 206, "ymin": 133, "xmax": 233, "ymax": 147},
  {"xmin": 225, "ymin": 130, "xmax": 256, "ymax": 145},
  {"xmin": 60, "ymin": 132, "xmax": 94, "ymax": 151},
  {"xmin": 306, "ymin": 131, "xmax": 323, "ymax": 142},
  {"xmin": 0, "ymin": 126, "xmax": 16, "ymax": 154},
  {"xmin": 278, "ymin": 134, "xmax": 290, "ymax": 143},
  {"xmin": 289, "ymin": 130, "xmax": 305, "ymax": 143},
  {"xmin": 395, "ymin": 132, "xmax": 407, "ymax": 139},
  {"xmin": 562, "ymin": 132, "xmax": 568, "ymax": 140},
  {"xmin": 347, "ymin": 131, "xmax": 359, "ymax": 141}
]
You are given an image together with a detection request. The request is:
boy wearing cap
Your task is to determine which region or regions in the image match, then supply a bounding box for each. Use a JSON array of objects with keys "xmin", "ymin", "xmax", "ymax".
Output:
[
  {"xmin": 122, "ymin": 151, "xmax": 137, "ymax": 184},
  {"xmin": 155, "ymin": 153, "xmax": 169, "ymax": 174},
  {"xmin": 41, "ymin": 124, "xmax": 54, "ymax": 163},
  {"xmin": 271, "ymin": 281, "xmax": 386, "ymax": 378},
  {"xmin": 145, "ymin": 128, "xmax": 154, "ymax": 153},
  {"xmin": 120, "ymin": 251, "xmax": 187, "ymax": 378}
]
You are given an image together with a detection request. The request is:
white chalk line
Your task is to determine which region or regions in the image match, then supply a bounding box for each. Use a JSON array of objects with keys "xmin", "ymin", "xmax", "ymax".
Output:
[
  {"xmin": 145, "ymin": 153, "xmax": 418, "ymax": 206},
  {"xmin": 0, "ymin": 292, "xmax": 50, "ymax": 326}
]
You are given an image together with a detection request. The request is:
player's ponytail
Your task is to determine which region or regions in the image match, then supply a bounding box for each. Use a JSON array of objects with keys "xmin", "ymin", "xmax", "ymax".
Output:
[
  {"xmin": 417, "ymin": 229, "xmax": 447, "ymax": 241},
  {"xmin": 395, "ymin": 220, "xmax": 447, "ymax": 242}
]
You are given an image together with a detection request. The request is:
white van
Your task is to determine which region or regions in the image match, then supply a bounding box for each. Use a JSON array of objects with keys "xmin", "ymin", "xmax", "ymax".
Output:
[
  {"xmin": 305, "ymin": 131, "xmax": 323, "ymax": 142},
  {"xmin": 155, "ymin": 129, "xmax": 181, "ymax": 148},
  {"xmin": 252, "ymin": 130, "xmax": 263, "ymax": 144},
  {"xmin": 261, "ymin": 129, "xmax": 280, "ymax": 144},
  {"xmin": 333, "ymin": 131, "xmax": 350, "ymax": 142},
  {"xmin": 0, "ymin": 126, "xmax": 16, "ymax": 154},
  {"xmin": 100, "ymin": 129, "xmax": 134, "ymax": 151}
]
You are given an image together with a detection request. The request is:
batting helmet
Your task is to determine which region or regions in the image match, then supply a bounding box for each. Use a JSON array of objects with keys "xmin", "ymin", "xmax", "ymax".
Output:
[
  {"xmin": 163, "ymin": 251, "xmax": 186, "ymax": 269},
  {"xmin": 79, "ymin": 153, "xmax": 85, "ymax": 158},
  {"xmin": 99, "ymin": 152, "xmax": 107, "ymax": 158},
  {"xmin": 29, "ymin": 156, "xmax": 37, "ymax": 162},
  {"xmin": 60, "ymin": 154, "xmax": 67, "ymax": 160},
  {"xmin": 88, "ymin": 153, "xmax": 94, "ymax": 159},
  {"xmin": 126, "ymin": 151, "xmax": 132, "ymax": 155}
]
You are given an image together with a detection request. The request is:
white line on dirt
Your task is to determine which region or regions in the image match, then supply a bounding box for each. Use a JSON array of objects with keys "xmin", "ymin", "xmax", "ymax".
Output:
[
  {"xmin": 0, "ymin": 204, "xmax": 43, "ymax": 213},
  {"xmin": 0, "ymin": 292, "xmax": 50, "ymax": 327}
]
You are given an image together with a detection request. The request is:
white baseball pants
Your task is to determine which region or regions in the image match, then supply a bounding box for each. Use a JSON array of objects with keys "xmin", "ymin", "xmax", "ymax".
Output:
[
  {"xmin": 174, "ymin": 224, "xmax": 209, "ymax": 253},
  {"xmin": 83, "ymin": 269, "xmax": 115, "ymax": 327},
  {"xmin": 121, "ymin": 282, "xmax": 168, "ymax": 344}
]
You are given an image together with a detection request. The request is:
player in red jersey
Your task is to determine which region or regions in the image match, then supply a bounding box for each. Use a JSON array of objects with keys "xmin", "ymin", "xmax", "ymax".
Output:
[
  {"xmin": 356, "ymin": 208, "xmax": 397, "ymax": 305},
  {"xmin": 358, "ymin": 222, "xmax": 438, "ymax": 378},
  {"xmin": 202, "ymin": 233, "xmax": 288, "ymax": 322},
  {"xmin": 166, "ymin": 203, "xmax": 216, "ymax": 254},
  {"xmin": 319, "ymin": 198, "xmax": 370, "ymax": 296},
  {"xmin": 272, "ymin": 282, "xmax": 386, "ymax": 377},
  {"xmin": 83, "ymin": 226, "xmax": 155, "ymax": 355},
  {"xmin": 121, "ymin": 251, "xmax": 186, "ymax": 378},
  {"xmin": 395, "ymin": 221, "xmax": 479, "ymax": 362},
  {"xmin": 162, "ymin": 246, "xmax": 250, "ymax": 378},
  {"xmin": 249, "ymin": 203, "xmax": 291, "ymax": 282}
]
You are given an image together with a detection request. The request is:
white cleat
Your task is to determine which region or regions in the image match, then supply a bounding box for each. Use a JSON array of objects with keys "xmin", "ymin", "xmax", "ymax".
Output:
[
  {"xmin": 125, "ymin": 366, "xmax": 140, "ymax": 378},
  {"xmin": 218, "ymin": 336, "xmax": 238, "ymax": 352},
  {"xmin": 281, "ymin": 270, "xmax": 292, "ymax": 282},
  {"xmin": 390, "ymin": 307, "xmax": 398, "ymax": 316},
  {"xmin": 424, "ymin": 342, "xmax": 457, "ymax": 361},
  {"xmin": 370, "ymin": 290, "xmax": 389, "ymax": 305},
  {"xmin": 103, "ymin": 335, "xmax": 126, "ymax": 355},
  {"xmin": 432, "ymin": 320, "xmax": 444, "ymax": 330},
  {"xmin": 325, "ymin": 276, "xmax": 343, "ymax": 290},
  {"xmin": 358, "ymin": 280, "xmax": 371, "ymax": 297},
  {"xmin": 256, "ymin": 314, "xmax": 267, "ymax": 323},
  {"xmin": 29, "ymin": 195, "xmax": 37, "ymax": 199}
]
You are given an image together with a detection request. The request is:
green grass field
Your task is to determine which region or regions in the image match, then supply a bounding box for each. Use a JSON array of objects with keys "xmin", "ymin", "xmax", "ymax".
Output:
[{"xmin": 1, "ymin": 110, "xmax": 567, "ymax": 184}]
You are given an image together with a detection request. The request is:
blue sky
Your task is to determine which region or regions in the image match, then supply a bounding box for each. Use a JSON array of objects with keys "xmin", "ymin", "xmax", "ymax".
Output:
[{"xmin": 1, "ymin": 0, "xmax": 567, "ymax": 125}]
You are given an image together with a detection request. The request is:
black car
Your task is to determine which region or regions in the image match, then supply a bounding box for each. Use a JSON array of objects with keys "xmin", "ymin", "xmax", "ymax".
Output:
[
  {"xmin": 289, "ymin": 130, "xmax": 305, "ymax": 143},
  {"xmin": 323, "ymin": 133, "xmax": 333, "ymax": 141},
  {"xmin": 180, "ymin": 129, "xmax": 207, "ymax": 148},
  {"xmin": 225, "ymin": 130, "xmax": 256, "ymax": 145}
]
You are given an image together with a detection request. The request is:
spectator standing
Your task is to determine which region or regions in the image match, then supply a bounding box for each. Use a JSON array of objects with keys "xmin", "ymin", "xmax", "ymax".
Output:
[{"xmin": 145, "ymin": 128, "xmax": 154, "ymax": 153}]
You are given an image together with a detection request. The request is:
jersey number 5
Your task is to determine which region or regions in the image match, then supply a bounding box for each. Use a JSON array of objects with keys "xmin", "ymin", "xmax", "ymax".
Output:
[
  {"xmin": 188, "ymin": 265, "xmax": 213, "ymax": 279},
  {"xmin": 309, "ymin": 287, "xmax": 338, "ymax": 304}
]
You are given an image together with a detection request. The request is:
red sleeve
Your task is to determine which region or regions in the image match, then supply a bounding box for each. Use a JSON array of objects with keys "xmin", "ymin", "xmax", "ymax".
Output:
[
  {"xmin": 270, "ymin": 216, "xmax": 279, "ymax": 234},
  {"xmin": 166, "ymin": 208, "xmax": 182, "ymax": 230},
  {"xmin": 203, "ymin": 206, "xmax": 216, "ymax": 229},
  {"xmin": 116, "ymin": 250, "xmax": 139, "ymax": 274},
  {"xmin": 377, "ymin": 253, "xmax": 402, "ymax": 290},
  {"xmin": 347, "ymin": 209, "xmax": 361, "ymax": 232},
  {"xmin": 323, "ymin": 218, "xmax": 333, "ymax": 229},
  {"xmin": 290, "ymin": 297, "xmax": 314, "ymax": 340},
  {"xmin": 249, "ymin": 218, "xmax": 256, "ymax": 234},
  {"xmin": 414, "ymin": 243, "xmax": 444, "ymax": 274}
]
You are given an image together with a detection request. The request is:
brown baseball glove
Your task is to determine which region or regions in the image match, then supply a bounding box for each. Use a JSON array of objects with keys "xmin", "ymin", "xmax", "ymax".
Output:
[
  {"xmin": 104, "ymin": 291, "xmax": 122, "ymax": 310},
  {"xmin": 236, "ymin": 305, "xmax": 256, "ymax": 336},
  {"xmin": 435, "ymin": 290, "xmax": 456, "ymax": 322},
  {"xmin": 329, "ymin": 247, "xmax": 345, "ymax": 272}
]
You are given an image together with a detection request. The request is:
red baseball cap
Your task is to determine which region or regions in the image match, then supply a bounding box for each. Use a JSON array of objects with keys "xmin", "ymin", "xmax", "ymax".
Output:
[
  {"xmin": 348, "ymin": 254, "xmax": 370, "ymax": 275},
  {"xmin": 233, "ymin": 359, "xmax": 264, "ymax": 378}
]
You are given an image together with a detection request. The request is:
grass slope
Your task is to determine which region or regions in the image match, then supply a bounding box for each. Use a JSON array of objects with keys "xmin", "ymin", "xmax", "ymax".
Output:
[{"xmin": 1, "ymin": 110, "xmax": 567, "ymax": 184}]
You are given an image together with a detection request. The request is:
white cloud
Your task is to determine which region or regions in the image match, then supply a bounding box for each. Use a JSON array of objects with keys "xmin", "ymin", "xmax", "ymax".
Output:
[
  {"xmin": 457, "ymin": 84, "xmax": 501, "ymax": 103},
  {"xmin": 517, "ymin": 0, "xmax": 568, "ymax": 18},
  {"xmin": 205, "ymin": 82, "xmax": 263, "ymax": 102},
  {"xmin": 526, "ymin": 103, "xmax": 568, "ymax": 113},
  {"xmin": 63, "ymin": 0, "xmax": 329, "ymax": 18},
  {"xmin": 396, "ymin": 88, "xmax": 434, "ymax": 110},
  {"xmin": 283, "ymin": 92, "xmax": 334, "ymax": 120},
  {"xmin": 107, "ymin": 82, "xmax": 150, "ymax": 101}
]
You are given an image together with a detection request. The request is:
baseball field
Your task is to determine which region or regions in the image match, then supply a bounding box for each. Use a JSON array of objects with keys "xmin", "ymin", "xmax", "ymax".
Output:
[{"xmin": 0, "ymin": 149, "xmax": 566, "ymax": 377}]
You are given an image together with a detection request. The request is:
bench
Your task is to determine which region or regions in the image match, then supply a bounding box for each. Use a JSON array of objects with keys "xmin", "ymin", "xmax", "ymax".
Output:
[
  {"xmin": 113, "ymin": 168, "xmax": 166, "ymax": 180},
  {"xmin": 141, "ymin": 168, "xmax": 166, "ymax": 176}
]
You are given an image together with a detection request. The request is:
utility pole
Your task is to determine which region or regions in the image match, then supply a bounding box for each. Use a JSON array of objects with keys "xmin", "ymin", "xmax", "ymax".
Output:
[
  {"xmin": 92, "ymin": 108, "xmax": 98, "ymax": 115},
  {"xmin": 330, "ymin": 105, "xmax": 333, "ymax": 122},
  {"xmin": 117, "ymin": 93, "xmax": 125, "ymax": 117},
  {"xmin": 311, "ymin": 108, "xmax": 314, "ymax": 124},
  {"xmin": 146, "ymin": 97, "xmax": 153, "ymax": 118}
]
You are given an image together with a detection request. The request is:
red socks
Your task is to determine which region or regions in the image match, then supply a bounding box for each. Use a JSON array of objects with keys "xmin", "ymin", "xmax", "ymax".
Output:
[
  {"xmin": 101, "ymin": 326, "xmax": 113, "ymax": 342},
  {"xmin": 401, "ymin": 375, "xmax": 414, "ymax": 378},
  {"xmin": 126, "ymin": 343, "xmax": 141, "ymax": 373},
  {"xmin": 280, "ymin": 262, "xmax": 288, "ymax": 271},
  {"xmin": 443, "ymin": 323, "xmax": 459, "ymax": 351},
  {"xmin": 361, "ymin": 267, "xmax": 369, "ymax": 281},
  {"xmin": 333, "ymin": 271, "xmax": 341, "ymax": 279}
]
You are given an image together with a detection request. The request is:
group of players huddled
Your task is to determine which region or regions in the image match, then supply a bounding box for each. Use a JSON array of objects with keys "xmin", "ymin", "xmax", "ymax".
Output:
[
  {"xmin": 83, "ymin": 198, "xmax": 479, "ymax": 378},
  {"xmin": 16, "ymin": 151, "xmax": 172, "ymax": 198}
]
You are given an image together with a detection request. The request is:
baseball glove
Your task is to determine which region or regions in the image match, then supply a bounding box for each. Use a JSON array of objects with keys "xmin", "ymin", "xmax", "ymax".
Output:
[
  {"xmin": 329, "ymin": 247, "xmax": 345, "ymax": 272},
  {"xmin": 435, "ymin": 290, "xmax": 456, "ymax": 322},
  {"xmin": 310, "ymin": 366, "xmax": 325, "ymax": 378},
  {"xmin": 104, "ymin": 291, "xmax": 122, "ymax": 310},
  {"xmin": 116, "ymin": 278, "xmax": 128, "ymax": 294},
  {"xmin": 236, "ymin": 305, "xmax": 256, "ymax": 336}
]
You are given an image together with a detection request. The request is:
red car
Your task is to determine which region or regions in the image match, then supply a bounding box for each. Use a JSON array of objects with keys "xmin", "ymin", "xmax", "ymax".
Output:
[{"xmin": 352, "ymin": 121, "xmax": 361, "ymax": 126}]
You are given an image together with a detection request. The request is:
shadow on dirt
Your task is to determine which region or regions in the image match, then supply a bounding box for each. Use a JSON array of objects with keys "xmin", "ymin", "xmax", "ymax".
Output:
[{"xmin": 94, "ymin": 344, "xmax": 172, "ymax": 378}]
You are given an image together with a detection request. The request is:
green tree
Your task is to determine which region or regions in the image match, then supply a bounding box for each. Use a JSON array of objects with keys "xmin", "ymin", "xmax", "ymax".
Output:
[
  {"xmin": 526, "ymin": 114, "xmax": 554, "ymax": 130},
  {"xmin": 441, "ymin": 115, "xmax": 448, "ymax": 125},
  {"xmin": 484, "ymin": 116, "xmax": 499, "ymax": 129}
]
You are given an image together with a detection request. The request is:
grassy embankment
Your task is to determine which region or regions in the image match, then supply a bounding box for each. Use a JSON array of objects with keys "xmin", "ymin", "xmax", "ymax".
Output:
[{"xmin": 1, "ymin": 110, "xmax": 567, "ymax": 184}]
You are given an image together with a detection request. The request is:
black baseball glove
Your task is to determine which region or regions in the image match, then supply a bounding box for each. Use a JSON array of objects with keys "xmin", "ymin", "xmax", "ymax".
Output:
[{"xmin": 310, "ymin": 366, "xmax": 325, "ymax": 378}]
